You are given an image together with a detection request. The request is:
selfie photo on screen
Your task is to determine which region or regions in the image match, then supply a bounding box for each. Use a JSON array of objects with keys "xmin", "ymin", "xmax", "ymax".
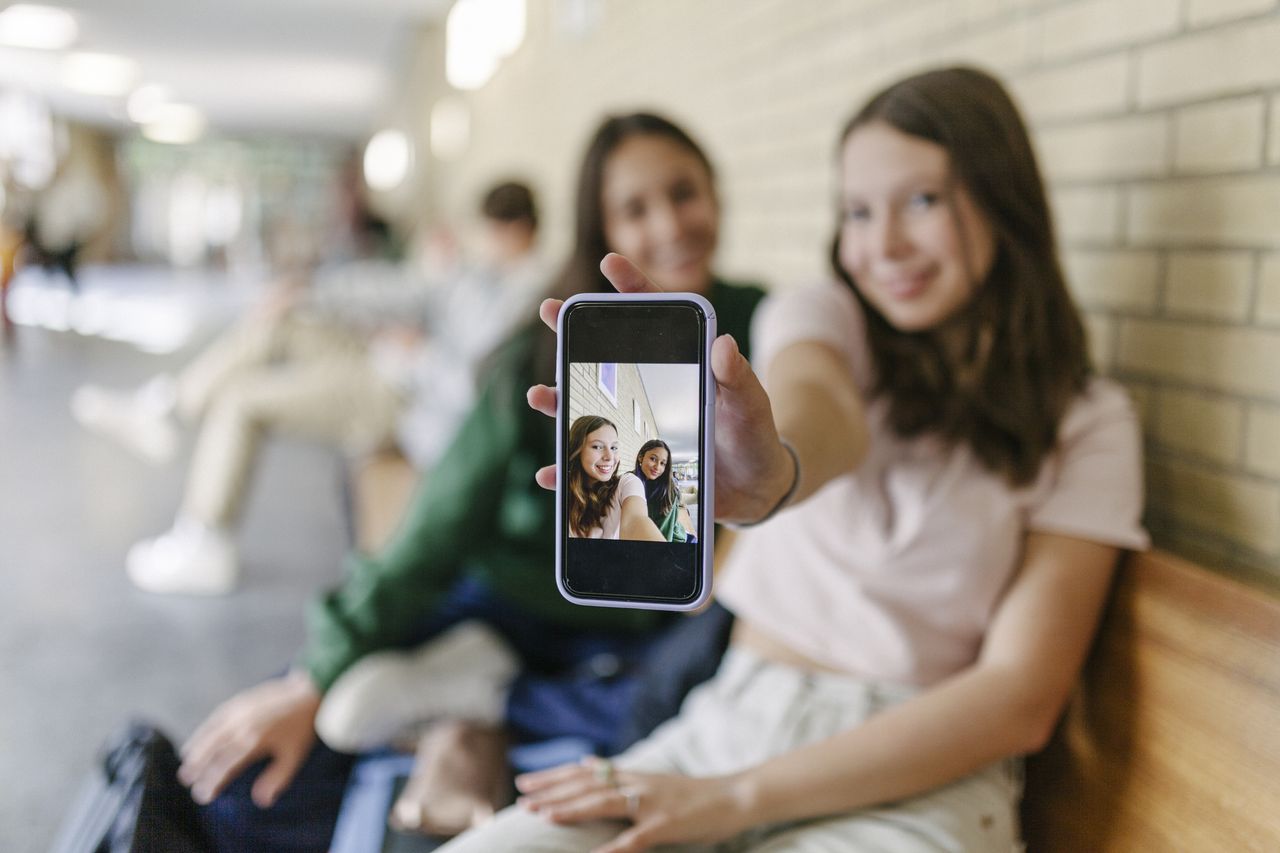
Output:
[{"xmin": 565, "ymin": 362, "xmax": 699, "ymax": 543}]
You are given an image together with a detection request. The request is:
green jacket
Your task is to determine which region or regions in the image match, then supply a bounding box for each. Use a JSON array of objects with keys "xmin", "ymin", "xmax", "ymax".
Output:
[
  {"xmin": 653, "ymin": 496, "xmax": 687, "ymax": 543},
  {"xmin": 304, "ymin": 279, "xmax": 767, "ymax": 691}
]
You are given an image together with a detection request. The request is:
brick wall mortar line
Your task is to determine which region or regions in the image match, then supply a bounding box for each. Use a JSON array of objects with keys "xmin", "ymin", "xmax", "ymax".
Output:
[
  {"xmin": 1237, "ymin": 390, "xmax": 1255, "ymax": 468},
  {"xmin": 1153, "ymin": 249, "xmax": 1170, "ymax": 316},
  {"xmin": 1144, "ymin": 509, "xmax": 1280, "ymax": 575},
  {"xmin": 1112, "ymin": 370, "xmax": 1280, "ymax": 407},
  {"xmin": 1104, "ymin": 310, "xmax": 1123, "ymax": 374},
  {"xmin": 1262, "ymin": 92, "xmax": 1275, "ymax": 165},
  {"xmin": 1144, "ymin": 445, "xmax": 1280, "ymax": 493},
  {"xmin": 1164, "ymin": 103, "xmax": 1180, "ymax": 177},
  {"xmin": 1014, "ymin": 7, "xmax": 1277, "ymax": 80},
  {"xmin": 1028, "ymin": 88, "xmax": 1280, "ymax": 131},
  {"xmin": 1248, "ymin": 251, "xmax": 1265, "ymax": 322}
]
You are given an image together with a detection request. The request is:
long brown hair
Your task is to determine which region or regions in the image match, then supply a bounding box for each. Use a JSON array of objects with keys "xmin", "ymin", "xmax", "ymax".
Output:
[
  {"xmin": 567, "ymin": 415, "xmax": 622, "ymax": 536},
  {"xmin": 832, "ymin": 66, "xmax": 1090, "ymax": 486},
  {"xmin": 634, "ymin": 438, "xmax": 678, "ymax": 518}
]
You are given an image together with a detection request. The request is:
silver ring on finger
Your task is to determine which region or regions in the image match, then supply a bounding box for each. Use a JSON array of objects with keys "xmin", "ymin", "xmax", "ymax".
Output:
[{"xmin": 622, "ymin": 787, "xmax": 641, "ymax": 818}]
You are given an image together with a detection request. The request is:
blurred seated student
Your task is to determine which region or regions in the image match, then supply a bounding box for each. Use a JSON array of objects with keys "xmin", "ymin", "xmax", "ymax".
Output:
[
  {"xmin": 633, "ymin": 438, "xmax": 695, "ymax": 542},
  {"xmin": 171, "ymin": 112, "xmax": 766, "ymax": 852},
  {"xmin": 566, "ymin": 415, "xmax": 664, "ymax": 541},
  {"xmin": 21, "ymin": 150, "xmax": 109, "ymax": 294},
  {"xmin": 441, "ymin": 66, "xmax": 1147, "ymax": 853},
  {"xmin": 72, "ymin": 181, "xmax": 548, "ymax": 595}
]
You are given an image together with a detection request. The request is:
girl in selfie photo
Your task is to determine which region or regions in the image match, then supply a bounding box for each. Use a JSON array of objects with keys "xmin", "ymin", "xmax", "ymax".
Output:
[
  {"xmin": 446, "ymin": 66, "xmax": 1147, "ymax": 852},
  {"xmin": 633, "ymin": 439, "xmax": 695, "ymax": 543},
  {"xmin": 568, "ymin": 415, "xmax": 664, "ymax": 541}
]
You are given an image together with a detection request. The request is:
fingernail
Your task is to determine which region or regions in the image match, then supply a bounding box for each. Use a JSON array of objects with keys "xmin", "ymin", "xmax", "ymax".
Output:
[{"xmin": 192, "ymin": 787, "xmax": 210, "ymax": 805}]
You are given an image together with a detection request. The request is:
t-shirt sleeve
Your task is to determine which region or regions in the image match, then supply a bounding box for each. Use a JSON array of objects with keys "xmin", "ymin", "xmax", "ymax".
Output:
[
  {"xmin": 1027, "ymin": 380, "xmax": 1149, "ymax": 551},
  {"xmin": 750, "ymin": 283, "xmax": 872, "ymax": 392},
  {"xmin": 619, "ymin": 472, "xmax": 646, "ymax": 503}
]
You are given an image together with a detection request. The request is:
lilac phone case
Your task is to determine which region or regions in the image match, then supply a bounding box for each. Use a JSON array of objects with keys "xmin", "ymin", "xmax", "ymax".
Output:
[{"xmin": 555, "ymin": 291, "xmax": 716, "ymax": 611}]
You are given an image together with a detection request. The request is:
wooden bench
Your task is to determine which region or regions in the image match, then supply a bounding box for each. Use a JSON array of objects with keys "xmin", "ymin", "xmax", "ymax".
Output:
[
  {"xmin": 1022, "ymin": 549, "xmax": 1280, "ymax": 850},
  {"xmin": 345, "ymin": 449, "xmax": 421, "ymax": 553}
]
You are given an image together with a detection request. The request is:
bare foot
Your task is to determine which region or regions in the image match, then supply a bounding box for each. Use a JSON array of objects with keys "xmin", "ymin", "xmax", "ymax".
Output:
[{"xmin": 389, "ymin": 720, "xmax": 511, "ymax": 837}]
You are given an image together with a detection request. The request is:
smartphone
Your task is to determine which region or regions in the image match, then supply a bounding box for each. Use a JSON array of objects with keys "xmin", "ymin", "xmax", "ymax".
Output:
[{"xmin": 555, "ymin": 291, "xmax": 715, "ymax": 611}]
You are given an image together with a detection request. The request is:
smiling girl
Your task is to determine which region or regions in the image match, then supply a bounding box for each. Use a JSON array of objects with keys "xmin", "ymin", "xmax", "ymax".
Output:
[
  {"xmin": 632, "ymin": 439, "xmax": 693, "ymax": 543},
  {"xmin": 174, "ymin": 112, "xmax": 765, "ymax": 852},
  {"xmin": 567, "ymin": 416, "xmax": 663, "ymax": 541},
  {"xmin": 447, "ymin": 66, "xmax": 1147, "ymax": 853}
]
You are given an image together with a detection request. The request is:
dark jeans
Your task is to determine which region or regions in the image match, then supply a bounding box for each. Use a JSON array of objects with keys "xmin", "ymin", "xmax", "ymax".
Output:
[{"xmin": 197, "ymin": 577, "xmax": 733, "ymax": 853}]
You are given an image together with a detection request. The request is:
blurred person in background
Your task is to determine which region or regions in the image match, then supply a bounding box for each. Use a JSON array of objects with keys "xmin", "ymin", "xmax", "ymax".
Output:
[
  {"xmin": 170, "ymin": 112, "xmax": 766, "ymax": 853},
  {"xmin": 72, "ymin": 180, "xmax": 547, "ymax": 595},
  {"xmin": 21, "ymin": 153, "xmax": 109, "ymax": 293}
]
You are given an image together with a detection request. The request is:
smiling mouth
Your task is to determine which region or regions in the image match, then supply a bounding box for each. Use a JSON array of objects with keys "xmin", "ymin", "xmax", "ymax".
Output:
[
  {"xmin": 656, "ymin": 247, "xmax": 707, "ymax": 272},
  {"xmin": 882, "ymin": 270, "xmax": 932, "ymax": 300}
]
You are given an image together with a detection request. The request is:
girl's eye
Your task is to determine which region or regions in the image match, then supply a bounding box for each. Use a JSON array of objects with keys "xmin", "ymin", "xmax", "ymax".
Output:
[
  {"xmin": 908, "ymin": 191, "xmax": 940, "ymax": 211},
  {"xmin": 671, "ymin": 180, "xmax": 698, "ymax": 204},
  {"xmin": 623, "ymin": 200, "xmax": 645, "ymax": 220},
  {"xmin": 843, "ymin": 205, "xmax": 870, "ymax": 223}
]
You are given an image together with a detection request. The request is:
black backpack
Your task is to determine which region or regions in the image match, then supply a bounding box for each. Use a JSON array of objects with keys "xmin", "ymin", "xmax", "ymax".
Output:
[{"xmin": 51, "ymin": 721, "xmax": 212, "ymax": 853}]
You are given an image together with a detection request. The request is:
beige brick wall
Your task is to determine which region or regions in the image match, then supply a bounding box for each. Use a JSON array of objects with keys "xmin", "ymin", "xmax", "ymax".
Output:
[
  {"xmin": 567, "ymin": 362, "xmax": 658, "ymax": 471},
  {"xmin": 397, "ymin": 0, "xmax": 1280, "ymax": 586}
]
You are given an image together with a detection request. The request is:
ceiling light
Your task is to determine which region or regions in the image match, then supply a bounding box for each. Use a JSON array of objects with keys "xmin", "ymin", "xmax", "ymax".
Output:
[
  {"xmin": 126, "ymin": 84, "xmax": 172, "ymax": 124},
  {"xmin": 141, "ymin": 103, "xmax": 206, "ymax": 145},
  {"xmin": 62, "ymin": 52, "xmax": 140, "ymax": 96},
  {"xmin": 446, "ymin": 0, "xmax": 525, "ymax": 91},
  {"xmin": 0, "ymin": 4, "xmax": 78, "ymax": 50},
  {"xmin": 363, "ymin": 129, "xmax": 412, "ymax": 192}
]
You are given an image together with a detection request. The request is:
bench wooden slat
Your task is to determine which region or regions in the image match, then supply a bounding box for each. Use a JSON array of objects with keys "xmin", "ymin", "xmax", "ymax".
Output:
[
  {"xmin": 1022, "ymin": 549, "xmax": 1280, "ymax": 851},
  {"xmin": 352, "ymin": 450, "xmax": 420, "ymax": 553}
]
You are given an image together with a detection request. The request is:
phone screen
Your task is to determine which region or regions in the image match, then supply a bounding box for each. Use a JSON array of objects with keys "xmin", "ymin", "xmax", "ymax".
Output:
[{"xmin": 559, "ymin": 298, "xmax": 710, "ymax": 607}]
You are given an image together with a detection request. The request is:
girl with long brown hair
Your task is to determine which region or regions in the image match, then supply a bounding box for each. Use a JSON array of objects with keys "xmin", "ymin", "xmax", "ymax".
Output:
[
  {"xmin": 448, "ymin": 66, "xmax": 1146, "ymax": 852},
  {"xmin": 566, "ymin": 416, "xmax": 663, "ymax": 540},
  {"xmin": 175, "ymin": 111, "xmax": 766, "ymax": 850},
  {"xmin": 632, "ymin": 439, "xmax": 694, "ymax": 542}
]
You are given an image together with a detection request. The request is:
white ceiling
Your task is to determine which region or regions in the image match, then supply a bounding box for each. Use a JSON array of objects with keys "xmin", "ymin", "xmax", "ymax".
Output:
[{"xmin": 0, "ymin": 0, "xmax": 451, "ymax": 139}]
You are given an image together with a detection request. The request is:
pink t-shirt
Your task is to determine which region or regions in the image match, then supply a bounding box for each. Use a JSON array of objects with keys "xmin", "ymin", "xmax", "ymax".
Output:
[
  {"xmin": 574, "ymin": 472, "xmax": 647, "ymax": 539},
  {"xmin": 716, "ymin": 283, "xmax": 1149, "ymax": 687}
]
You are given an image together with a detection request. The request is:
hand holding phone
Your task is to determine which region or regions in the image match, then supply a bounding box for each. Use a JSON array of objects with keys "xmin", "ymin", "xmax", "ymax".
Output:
[
  {"xmin": 531, "ymin": 255, "xmax": 794, "ymax": 525},
  {"xmin": 531, "ymin": 254, "xmax": 798, "ymax": 611}
]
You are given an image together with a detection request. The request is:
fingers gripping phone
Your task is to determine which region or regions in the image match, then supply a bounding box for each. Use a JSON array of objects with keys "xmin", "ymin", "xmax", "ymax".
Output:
[{"xmin": 556, "ymin": 292, "xmax": 715, "ymax": 610}]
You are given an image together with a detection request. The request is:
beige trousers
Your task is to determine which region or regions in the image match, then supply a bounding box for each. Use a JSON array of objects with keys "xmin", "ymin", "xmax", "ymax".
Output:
[
  {"xmin": 177, "ymin": 313, "xmax": 402, "ymax": 527},
  {"xmin": 439, "ymin": 647, "xmax": 1024, "ymax": 852}
]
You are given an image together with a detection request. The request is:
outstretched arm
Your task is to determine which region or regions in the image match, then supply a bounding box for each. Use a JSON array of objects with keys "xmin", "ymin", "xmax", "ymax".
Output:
[{"xmin": 620, "ymin": 495, "xmax": 666, "ymax": 542}]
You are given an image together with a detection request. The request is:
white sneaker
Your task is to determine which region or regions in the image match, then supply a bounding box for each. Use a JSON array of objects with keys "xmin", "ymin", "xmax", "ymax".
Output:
[
  {"xmin": 71, "ymin": 375, "xmax": 179, "ymax": 464},
  {"xmin": 315, "ymin": 621, "xmax": 520, "ymax": 752},
  {"xmin": 126, "ymin": 519, "xmax": 239, "ymax": 595}
]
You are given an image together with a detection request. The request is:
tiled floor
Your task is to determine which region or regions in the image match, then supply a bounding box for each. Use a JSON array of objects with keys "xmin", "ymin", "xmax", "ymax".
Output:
[{"xmin": 0, "ymin": 267, "xmax": 351, "ymax": 850}]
